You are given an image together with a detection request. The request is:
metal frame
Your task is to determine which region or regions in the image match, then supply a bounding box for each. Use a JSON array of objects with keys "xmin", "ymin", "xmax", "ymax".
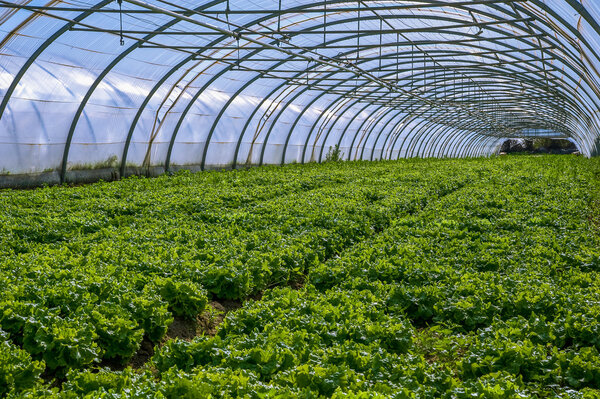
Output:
[{"xmin": 0, "ymin": 0, "xmax": 599, "ymax": 181}]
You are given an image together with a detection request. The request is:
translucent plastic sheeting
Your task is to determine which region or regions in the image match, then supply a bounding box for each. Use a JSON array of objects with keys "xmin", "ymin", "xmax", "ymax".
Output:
[{"xmin": 0, "ymin": 0, "xmax": 599, "ymax": 181}]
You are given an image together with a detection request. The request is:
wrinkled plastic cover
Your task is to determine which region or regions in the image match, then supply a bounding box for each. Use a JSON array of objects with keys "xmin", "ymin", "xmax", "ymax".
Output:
[{"xmin": 0, "ymin": 0, "xmax": 599, "ymax": 176}]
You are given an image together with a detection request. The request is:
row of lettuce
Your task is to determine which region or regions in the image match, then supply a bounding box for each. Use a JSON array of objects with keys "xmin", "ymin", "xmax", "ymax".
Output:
[
  {"xmin": 0, "ymin": 159, "xmax": 471, "ymax": 394},
  {"xmin": 2, "ymin": 155, "xmax": 600, "ymax": 397}
]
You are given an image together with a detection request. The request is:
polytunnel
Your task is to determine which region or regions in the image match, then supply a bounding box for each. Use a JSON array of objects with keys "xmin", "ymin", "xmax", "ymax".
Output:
[{"xmin": 1, "ymin": 0, "xmax": 600, "ymax": 186}]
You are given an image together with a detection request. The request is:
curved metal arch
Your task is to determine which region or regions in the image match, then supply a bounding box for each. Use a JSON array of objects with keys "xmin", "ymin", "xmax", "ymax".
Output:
[
  {"xmin": 121, "ymin": 55, "xmax": 202, "ymax": 176},
  {"xmin": 531, "ymin": 0, "xmax": 600, "ymax": 63},
  {"xmin": 115, "ymin": 1, "xmax": 247, "ymax": 175},
  {"xmin": 456, "ymin": 130, "xmax": 490, "ymax": 158},
  {"xmin": 411, "ymin": 107, "xmax": 506, "ymax": 157},
  {"xmin": 465, "ymin": 128, "xmax": 514, "ymax": 158},
  {"xmin": 451, "ymin": 133, "xmax": 479, "ymax": 158},
  {"xmin": 300, "ymin": 79, "xmax": 421, "ymax": 164},
  {"xmin": 193, "ymin": 5, "xmax": 590, "ymax": 168},
  {"xmin": 465, "ymin": 139, "xmax": 483, "ymax": 158},
  {"xmin": 175, "ymin": 12, "xmax": 445, "ymax": 170},
  {"xmin": 411, "ymin": 122, "xmax": 465, "ymax": 158},
  {"xmin": 276, "ymin": 36, "xmax": 572, "ymax": 162},
  {"xmin": 61, "ymin": 0, "xmax": 225, "ymax": 182},
  {"xmin": 118, "ymin": 5, "xmax": 481, "ymax": 176},
  {"xmin": 1, "ymin": 0, "xmax": 600, "ymax": 175},
  {"xmin": 230, "ymin": 51, "xmax": 389, "ymax": 167},
  {"xmin": 440, "ymin": 128, "xmax": 480, "ymax": 158},
  {"xmin": 347, "ymin": 105, "xmax": 401, "ymax": 162},
  {"xmin": 124, "ymin": 1, "xmax": 406, "ymax": 172},
  {"xmin": 171, "ymin": 15, "xmax": 393, "ymax": 169},
  {"xmin": 431, "ymin": 125, "xmax": 488, "ymax": 158},
  {"xmin": 432, "ymin": 10, "xmax": 600, "ymax": 122},
  {"xmin": 144, "ymin": 0, "xmax": 600, "ymax": 126},
  {"xmin": 320, "ymin": 96, "xmax": 404, "ymax": 163},
  {"xmin": 381, "ymin": 115, "xmax": 410, "ymax": 160},
  {"xmin": 24, "ymin": 5, "xmax": 600, "ymax": 135},
  {"xmin": 402, "ymin": 112, "xmax": 488, "ymax": 159},
  {"xmin": 200, "ymin": 65, "xmax": 290, "ymax": 170},
  {"xmin": 218, "ymin": 14, "xmax": 594, "ymax": 167},
  {"xmin": 428, "ymin": 126, "xmax": 466, "ymax": 158},
  {"xmin": 316, "ymin": 68, "xmax": 435, "ymax": 162},
  {"xmin": 274, "ymin": 48, "xmax": 500, "ymax": 166},
  {"xmin": 316, "ymin": 98, "xmax": 371, "ymax": 163},
  {"xmin": 163, "ymin": 24, "xmax": 332, "ymax": 171},
  {"xmin": 468, "ymin": 135, "xmax": 496, "ymax": 157},
  {"xmin": 490, "ymin": 137, "xmax": 509, "ymax": 156},
  {"xmin": 395, "ymin": 110, "xmax": 460, "ymax": 159},
  {"xmin": 305, "ymin": 97, "xmax": 355, "ymax": 164},
  {"xmin": 258, "ymin": 84, "xmax": 353, "ymax": 166},
  {"xmin": 386, "ymin": 100, "xmax": 489, "ymax": 160},
  {"xmin": 371, "ymin": 110, "xmax": 412, "ymax": 161},
  {"xmin": 122, "ymin": 5, "xmax": 300, "ymax": 173},
  {"xmin": 400, "ymin": 118, "xmax": 467, "ymax": 159},
  {"xmin": 208, "ymin": 14, "xmax": 502, "ymax": 167},
  {"xmin": 483, "ymin": 138, "xmax": 506, "ymax": 156},
  {"xmin": 356, "ymin": 82, "xmax": 512, "ymax": 163},
  {"xmin": 196, "ymin": 5, "xmax": 425, "ymax": 169},
  {"xmin": 386, "ymin": 114, "xmax": 425, "ymax": 160},
  {"xmin": 352, "ymin": 106, "xmax": 389, "ymax": 161},
  {"xmin": 357, "ymin": 104, "xmax": 405, "ymax": 161},
  {"xmin": 123, "ymin": 1, "xmax": 348, "ymax": 173},
  {"xmin": 439, "ymin": 129, "xmax": 475, "ymax": 158},
  {"xmin": 280, "ymin": 81, "xmax": 390, "ymax": 165},
  {"xmin": 418, "ymin": 60, "xmax": 593, "ymax": 127},
  {"xmin": 302, "ymin": 93, "xmax": 373, "ymax": 163},
  {"xmin": 380, "ymin": 98, "xmax": 443, "ymax": 160},
  {"xmin": 425, "ymin": 125, "xmax": 463, "ymax": 158},
  {"xmin": 413, "ymin": 118, "xmax": 490, "ymax": 158},
  {"xmin": 265, "ymin": 62, "xmax": 409, "ymax": 166},
  {"xmin": 259, "ymin": 85, "xmax": 320, "ymax": 165},
  {"xmin": 306, "ymin": 2, "xmax": 595, "ymax": 102},
  {"xmin": 234, "ymin": 87, "xmax": 288, "ymax": 168},
  {"xmin": 465, "ymin": 131, "xmax": 498, "ymax": 157},
  {"xmin": 164, "ymin": 62, "xmax": 247, "ymax": 172},
  {"xmin": 0, "ymin": 1, "xmax": 114, "ymax": 120},
  {"xmin": 332, "ymin": 103, "xmax": 376, "ymax": 159},
  {"xmin": 377, "ymin": 92, "xmax": 472, "ymax": 160},
  {"xmin": 359, "ymin": 105, "xmax": 406, "ymax": 161},
  {"xmin": 409, "ymin": 119, "xmax": 482, "ymax": 159},
  {"xmin": 379, "ymin": 98, "xmax": 446, "ymax": 160},
  {"xmin": 292, "ymin": 52, "xmax": 520, "ymax": 167},
  {"xmin": 282, "ymin": 34, "xmax": 592, "ymax": 164},
  {"xmin": 348, "ymin": 104, "xmax": 394, "ymax": 161},
  {"xmin": 317, "ymin": 77, "xmax": 420, "ymax": 162}
]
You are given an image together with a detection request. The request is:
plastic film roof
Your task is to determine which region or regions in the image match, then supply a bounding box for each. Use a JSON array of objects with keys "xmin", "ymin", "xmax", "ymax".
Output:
[{"xmin": 1, "ymin": 0, "xmax": 599, "ymax": 180}]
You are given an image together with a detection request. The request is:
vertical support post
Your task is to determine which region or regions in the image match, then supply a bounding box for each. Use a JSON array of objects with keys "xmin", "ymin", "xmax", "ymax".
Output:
[
  {"xmin": 396, "ymin": 34, "xmax": 399, "ymax": 84},
  {"xmin": 323, "ymin": 0, "xmax": 326, "ymax": 45},
  {"xmin": 356, "ymin": 0, "xmax": 360, "ymax": 63},
  {"xmin": 277, "ymin": 0, "xmax": 282, "ymax": 46},
  {"xmin": 117, "ymin": 0, "xmax": 124, "ymax": 45},
  {"xmin": 226, "ymin": 0, "xmax": 231, "ymax": 31},
  {"xmin": 378, "ymin": 19, "xmax": 382, "ymax": 77}
]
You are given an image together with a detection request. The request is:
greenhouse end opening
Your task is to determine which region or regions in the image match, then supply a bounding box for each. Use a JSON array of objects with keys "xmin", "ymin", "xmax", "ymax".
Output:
[{"xmin": 498, "ymin": 138, "xmax": 579, "ymax": 155}]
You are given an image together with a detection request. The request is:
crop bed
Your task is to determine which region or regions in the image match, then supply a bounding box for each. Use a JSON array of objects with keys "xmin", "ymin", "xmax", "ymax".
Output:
[{"xmin": 1, "ymin": 155, "xmax": 600, "ymax": 397}]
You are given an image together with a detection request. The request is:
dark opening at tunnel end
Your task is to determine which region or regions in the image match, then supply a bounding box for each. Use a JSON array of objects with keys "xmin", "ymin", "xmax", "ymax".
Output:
[{"xmin": 499, "ymin": 138, "xmax": 579, "ymax": 155}]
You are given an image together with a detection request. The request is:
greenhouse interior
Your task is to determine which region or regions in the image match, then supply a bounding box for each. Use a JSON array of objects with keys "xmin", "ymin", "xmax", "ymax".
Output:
[
  {"xmin": 2, "ymin": 1, "xmax": 600, "ymax": 397},
  {"xmin": 0, "ymin": 0, "xmax": 598, "ymax": 186}
]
